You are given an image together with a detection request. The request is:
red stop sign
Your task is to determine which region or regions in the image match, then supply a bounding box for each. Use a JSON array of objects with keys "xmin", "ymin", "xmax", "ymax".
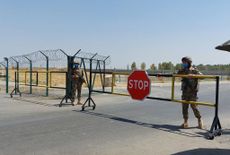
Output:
[{"xmin": 127, "ymin": 70, "xmax": 151, "ymax": 100}]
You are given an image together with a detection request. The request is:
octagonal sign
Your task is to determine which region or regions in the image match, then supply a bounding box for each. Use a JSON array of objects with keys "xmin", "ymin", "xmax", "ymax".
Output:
[{"xmin": 127, "ymin": 70, "xmax": 151, "ymax": 100}]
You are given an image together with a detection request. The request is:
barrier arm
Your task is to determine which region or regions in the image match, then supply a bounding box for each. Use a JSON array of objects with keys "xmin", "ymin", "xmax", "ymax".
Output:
[{"xmin": 88, "ymin": 71, "xmax": 222, "ymax": 139}]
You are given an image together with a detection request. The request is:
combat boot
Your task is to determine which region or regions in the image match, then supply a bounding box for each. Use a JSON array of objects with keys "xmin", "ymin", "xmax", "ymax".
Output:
[
  {"xmin": 181, "ymin": 119, "xmax": 188, "ymax": 129},
  {"xmin": 71, "ymin": 98, "xmax": 75, "ymax": 106},
  {"xmin": 77, "ymin": 99, "xmax": 83, "ymax": 105},
  {"xmin": 198, "ymin": 118, "xmax": 203, "ymax": 129}
]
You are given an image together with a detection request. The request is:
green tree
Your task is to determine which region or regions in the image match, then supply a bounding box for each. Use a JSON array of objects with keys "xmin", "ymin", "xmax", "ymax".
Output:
[
  {"xmin": 158, "ymin": 61, "xmax": 174, "ymax": 71},
  {"xmin": 150, "ymin": 63, "xmax": 156, "ymax": 73},
  {"xmin": 141, "ymin": 62, "xmax": 146, "ymax": 70},
  {"xmin": 131, "ymin": 62, "xmax": 137, "ymax": 70}
]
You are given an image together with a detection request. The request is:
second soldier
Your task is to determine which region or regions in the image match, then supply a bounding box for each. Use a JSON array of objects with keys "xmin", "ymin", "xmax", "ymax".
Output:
[{"xmin": 71, "ymin": 61, "xmax": 85, "ymax": 105}]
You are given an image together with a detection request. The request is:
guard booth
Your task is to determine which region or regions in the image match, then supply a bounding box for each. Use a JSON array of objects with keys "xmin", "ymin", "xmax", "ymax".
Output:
[{"xmin": 216, "ymin": 40, "xmax": 230, "ymax": 52}]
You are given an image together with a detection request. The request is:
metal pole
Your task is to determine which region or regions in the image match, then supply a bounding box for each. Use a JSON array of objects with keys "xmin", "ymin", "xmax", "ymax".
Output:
[
  {"xmin": 208, "ymin": 76, "xmax": 221, "ymax": 139},
  {"xmin": 103, "ymin": 60, "xmax": 105, "ymax": 92},
  {"xmin": 59, "ymin": 49, "xmax": 68, "ymax": 57},
  {"xmin": 16, "ymin": 61, "xmax": 19, "ymax": 92},
  {"xmin": 24, "ymin": 56, "xmax": 32, "ymax": 94},
  {"xmin": 88, "ymin": 53, "xmax": 97, "ymax": 106},
  {"xmin": 65, "ymin": 55, "xmax": 70, "ymax": 102},
  {"xmin": 11, "ymin": 57, "xmax": 19, "ymax": 94},
  {"xmin": 4, "ymin": 57, "xmax": 9, "ymax": 93},
  {"xmin": 89, "ymin": 59, "xmax": 92, "ymax": 106},
  {"xmin": 30, "ymin": 62, "xmax": 32, "ymax": 94},
  {"xmin": 46, "ymin": 58, "xmax": 49, "ymax": 96},
  {"xmin": 215, "ymin": 76, "xmax": 219, "ymax": 118},
  {"xmin": 14, "ymin": 71, "xmax": 17, "ymax": 95},
  {"xmin": 103, "ymin": 56, "xmax": 109, "ymax": 92},
  {"xmin": 171, "ymin": 76, "xmax": 175, "ymax": 100},
  {"xmin": 67, "ymin": 56, "xmax": 74, "ymax": 100},
  {"xmin": 73, "ymin": 49, "xmax": 81, "ymax": 57},
  {"xmin": 82, "ymin": 59, "xmax": 89, "ymax": 88},
  {"xmin": 40, "ymin": 51, "xmax": 49, "ymax": 96}
]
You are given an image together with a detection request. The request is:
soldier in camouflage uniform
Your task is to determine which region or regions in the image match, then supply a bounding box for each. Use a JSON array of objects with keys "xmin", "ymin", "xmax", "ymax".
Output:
[
  {"xmin": 71, "ymin": 62, "xmax": 85, "ymax": 105},
  {"xmin": 177, "ymin": 57, "xmax": 203, "ymax": 129}
]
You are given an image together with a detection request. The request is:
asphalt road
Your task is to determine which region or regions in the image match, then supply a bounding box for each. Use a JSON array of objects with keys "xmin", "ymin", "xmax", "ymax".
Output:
[{"xmin": 1, "ymin": 81, "xmax": 230, "ymax": 155}]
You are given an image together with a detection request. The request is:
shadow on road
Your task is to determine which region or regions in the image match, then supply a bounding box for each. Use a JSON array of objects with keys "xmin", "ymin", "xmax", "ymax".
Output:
[
  {"xmin": 12, "ymin": 97, "xmax": 56, "ymax": 107},
  {"xmin": 172, "ymin": 148, "xmax": 230, "ymax": 155},
  {"xmin": 74, "ymin": 110, "xmax": 208, "ymax": 138}
]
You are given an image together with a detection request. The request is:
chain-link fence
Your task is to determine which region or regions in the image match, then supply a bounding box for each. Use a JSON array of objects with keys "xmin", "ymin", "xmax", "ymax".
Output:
[{"xmin": 0, "ymin": 49, "xmax": 110, "ymax": 99}]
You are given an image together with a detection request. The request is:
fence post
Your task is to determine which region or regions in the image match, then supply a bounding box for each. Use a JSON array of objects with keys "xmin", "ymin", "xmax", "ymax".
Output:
[
  {"xmin": 40, "ymin": 51, "xmax": 49, "ymax": 97},
  {"xmin": 24, "ymin": 56, "xmax": 32, "ymax": 94},
  {"xmin": 59, "ymin": 49, "xmax": 82, "ymax": 107},
  {"xmin": 11, "ymin": 58, "xmax": 19, "ymax": 94},
  {"xmin": 67, "ymin": 56, "xmax": 74, "ymax": 101},
  {"xmin": 4, "ymin": 57, "xmax": 9, "ymax": 94},
  {"xmin": 103, "ymin": 56, "xmax": 110, "ymax": 92},
  {"xmin": 9, "ymin": 57, "xmax": 21, "ymax": 97},
  {"xmin": 82, "ymin": 53, "xmax": 97, "ymax": 111}
]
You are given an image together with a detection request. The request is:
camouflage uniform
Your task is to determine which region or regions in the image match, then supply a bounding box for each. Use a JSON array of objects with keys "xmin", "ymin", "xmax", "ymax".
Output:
[
  {"xmin": 71, "ymin": 68, "xmax": 85, "ymax": 104},
  {"xmin": 177, "ymin": 67, "xmax": 202, "ymax": 120}
]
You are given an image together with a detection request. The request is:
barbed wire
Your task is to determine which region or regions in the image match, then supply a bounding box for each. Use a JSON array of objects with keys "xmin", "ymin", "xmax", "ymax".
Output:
[
  {"xmin": 74, "ymin": 50, "xmax": 111, "ymax": 65},
  {"xmin": 0, "ymin": 61, "xmax": 6, "ymax": 67},
  {"xmin": 27, "ymin": 49, "xmax": 68, "ymax": 68},
  {"xmin": 2, "ymin": 49, "xmax": 110, "ymax": 69}
]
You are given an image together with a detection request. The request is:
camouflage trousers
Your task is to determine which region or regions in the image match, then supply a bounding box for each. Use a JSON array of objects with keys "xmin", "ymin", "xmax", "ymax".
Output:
[
  {"xmin": 71, "ymin": 82, "xmax": 83, "ymax": 102},
  {"xmin": 182, "ymin": 91, "xmax": 201, "ymax": 120}
]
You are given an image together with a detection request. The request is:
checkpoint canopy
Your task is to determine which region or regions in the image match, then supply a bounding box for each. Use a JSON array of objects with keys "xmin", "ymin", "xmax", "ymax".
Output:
[
  {"xmin": 215, "ymin": 40, "xmax": 230, "ymax": 52},
  {"xmin": 127, "ymin": 70, "xmax": 151, "ymax": 100}
]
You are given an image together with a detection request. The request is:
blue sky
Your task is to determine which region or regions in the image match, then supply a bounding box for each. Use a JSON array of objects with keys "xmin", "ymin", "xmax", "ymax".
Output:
[{"xmin": 1, "ymin": 0, "xmax": 230, "ymax": 69}]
